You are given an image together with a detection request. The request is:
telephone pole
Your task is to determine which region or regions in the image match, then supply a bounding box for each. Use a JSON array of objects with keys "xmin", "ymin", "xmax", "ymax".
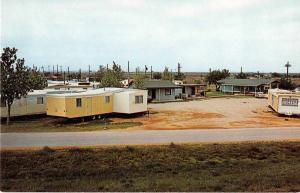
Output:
[
  {"xmin": 79, "ymin": 68, "xmax": 81, "ymax": 81},
  {"xmin": 177, "ymin": 62, "xmax": 181, "ymax": 76},
  {"xmin": 127, "ymin": 61, "xmax": 130, "ymax": 87},
  {"xmin": 63, "ymin": 71, "xmax": 66, "ymax": 85},
  {"xmin": 67, "ymin": 66, "xmax": 70, "ymax": 81},
  {"xmin": 285, "ymin": 61, "xmax": 291, "ymax": 81}
]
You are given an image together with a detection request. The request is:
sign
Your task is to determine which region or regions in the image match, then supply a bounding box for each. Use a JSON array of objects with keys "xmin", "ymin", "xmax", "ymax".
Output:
[{"xmin": 282, "ymin": 98, "xmax": 298, "ymax": 107}]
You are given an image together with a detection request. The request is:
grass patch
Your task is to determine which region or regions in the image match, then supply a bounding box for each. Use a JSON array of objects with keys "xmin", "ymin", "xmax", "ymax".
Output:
[
  {"xmin": 1, "ymin": 117, "xmax": 143, "ymax": 133},
  {"xmin": 1, "ymin": 141, "xmax": 300, "ymax": 191}
]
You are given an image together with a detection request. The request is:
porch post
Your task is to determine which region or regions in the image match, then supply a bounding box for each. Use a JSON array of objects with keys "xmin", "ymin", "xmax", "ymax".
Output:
[{"xmin": 158, "ymin": 88, "xmax": 161, "ymax": 101}]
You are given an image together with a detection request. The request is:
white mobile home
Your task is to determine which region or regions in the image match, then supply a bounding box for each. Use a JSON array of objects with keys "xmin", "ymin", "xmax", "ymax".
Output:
[
  {"xmin": 1, "ymin": 90, "xmax": 48, "ymax": 118},
  {"xmin": 268, "ymin": 89, "xmax": 300, "ymax": 116},
  {"xmin": 113, "ymin": 89, "xmax": 148, "ymax": 114}
]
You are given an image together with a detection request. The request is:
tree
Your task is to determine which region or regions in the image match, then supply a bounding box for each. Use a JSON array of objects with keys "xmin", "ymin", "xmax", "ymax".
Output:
[
  {"xmin": 205, "ymin": 69, "xmax": 230, "ymax": 85},
  {"xmin": 174, "ymin": 72, "xmax": 185, "ymax": 80},
  {"xmin": 271, "ymin": 72, "xmax": 281, "ymax": 78},
  {"xmin": 235, "ymin": 72, "xmax": 247, "ymax": 79},
  {"xmin": 100, "ymin": 70, "xmax": 123, "ymax": 87},
  {"xmin": 152, "ymin": 72, "xmax": 162, "ymax": 79},
  {"xmin": 162, "ymin": 67, "xmax": 173, "ymax": 80},
  {"xmin": 100, "ymin": 61, "xmax": 125, "ymax": 87},
  {"xmin": 279, "ymin": 77, "xmax": 296, "ymax": 90},
  {"xmin": 133, "ymin": 73, "xmax": 146, "ymax": 89},
  {"xmin": 1, "ymin": 47, "xmax": 31, "ymax": 125},
  {"xmin": 95, "ymin": 65, "xmax": 107, "ymax": 82},
  {"xmin": 28, "ymin": 68, "xmax": 48, "ymax": 90},
  {"xmin": 112, "ymin": 61, "xmax": 124, "ymax": 81}
]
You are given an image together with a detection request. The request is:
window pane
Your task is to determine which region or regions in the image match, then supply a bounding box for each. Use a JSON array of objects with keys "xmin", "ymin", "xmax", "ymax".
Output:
[
  {"xmin": 76, "ymin": 98, "xmax": 82, "ymax": 107},
  {"xmin": 105, "ymin": 96, "xmax": 110, "ymax": 103},
  {"xmin": 37, "ymin": 97, "xmax": 43, "ymax": 104}
]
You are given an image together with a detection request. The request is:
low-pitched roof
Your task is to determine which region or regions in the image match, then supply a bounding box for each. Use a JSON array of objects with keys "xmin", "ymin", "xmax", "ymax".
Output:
[
  {"xmin": 143, "ymin": 80, "xmax": 181, "ymax": 88},
  {"xmin": 217, "ymin": 78, "xmax": 278, "ymax": 87}
]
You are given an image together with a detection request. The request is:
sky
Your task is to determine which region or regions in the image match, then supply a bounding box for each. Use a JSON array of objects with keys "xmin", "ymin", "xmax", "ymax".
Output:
[{"xmin": 1, "ymin": 0, "xmax": 300, "ymax": 73}]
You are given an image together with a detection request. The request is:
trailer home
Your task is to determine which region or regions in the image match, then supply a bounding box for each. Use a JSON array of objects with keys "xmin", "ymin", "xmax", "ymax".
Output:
[
  {"xmin": 46, "ymin": 89, "xmax": 114, "ymax": 118},
  {"xmin": 113, "ymin": 89, "xmax": 147, "ymax": 114},
  {"xmin": 1, "ymin": 90, "xmax": 48, "ymax": 118},
  {"xmin": 46, "ymin": 88, "xmax": 148, "ymax": 118},
  {"xmin": 268, "ymin": 89, "xmax": 300, "ymax": 116}
]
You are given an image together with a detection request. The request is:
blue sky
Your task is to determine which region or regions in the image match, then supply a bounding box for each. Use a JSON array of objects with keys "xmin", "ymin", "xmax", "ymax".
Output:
[{"xmin": 1, "ymin": 0, "xmax": 300, "ymax": 72}]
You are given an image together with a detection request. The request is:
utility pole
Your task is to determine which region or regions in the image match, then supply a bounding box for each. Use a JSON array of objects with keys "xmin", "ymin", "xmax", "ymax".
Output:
[
  {"xmin": 241, "ymin": 66, "xmax": 243, "ymax": 74},
  {"xmin": 48, "ymin": 65, "xmax": 50, "ymax": 73},
  {"xmin": 145, "ymin": 65, "xmax": 148, "ymax": 76},
  {"xmin": 127, "ymin": 61, "xmax": 130, "ymax": 87},
  {"xmin": 150, "ymin": 66, "xmax": 153, "ymax": 79},
  {"xmin": 177, "ymin": 62, "xmax": 181, "ymax": 76},
  {"xmin": 63, "ymin": 71, "xmax": 66, "ymax": 85},
  {"xmin": 285, "ymin": 61, "xmax": 291, "ymax": 81},
  {"xmin": 67, "ymin": 66, "xmax": 70, "ymax": 81},
  {"xmin": 79, "ymin": 68, "xmax": 81, "ymax": 82},
  {"xmin": 56, "ymin": 64, "xmax": 58, "ymax": 76},
  {"xmin": 52, "ymin": 65, "xmax": 55, "ymax": 76},
  {"xmin": 88, "ymin": 65, "xmax": 91, "ymax": 82}
]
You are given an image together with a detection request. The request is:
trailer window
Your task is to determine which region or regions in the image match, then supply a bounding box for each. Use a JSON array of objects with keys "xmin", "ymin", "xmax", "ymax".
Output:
[
  {"xmin": 37, "ymin": 97, "xmax": 44, "ymax": 104},
  {"xmin": 105, "ymin": 96, "xmax": 110, "ymax": 103},
  {"xmin": 135, "ymin": 95, "xmax": 143, "ymax": 104},
  {"xmin": 76, "ymin": 98, "xmax": 82, "ymax": 107}
]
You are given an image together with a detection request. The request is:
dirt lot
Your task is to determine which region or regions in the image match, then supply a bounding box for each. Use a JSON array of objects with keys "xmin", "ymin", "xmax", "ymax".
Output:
[{"xmin": 112, "ymin": 98, "xmax": 300, "ymax": 130}]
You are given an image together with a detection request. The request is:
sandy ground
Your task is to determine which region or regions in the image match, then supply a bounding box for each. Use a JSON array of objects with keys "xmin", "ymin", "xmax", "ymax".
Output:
[{"xmin": 112, "ymin": 98, "xmax": 300, "ymax": 130}]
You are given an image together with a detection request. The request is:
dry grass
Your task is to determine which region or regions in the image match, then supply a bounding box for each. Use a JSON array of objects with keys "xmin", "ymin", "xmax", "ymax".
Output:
[{"xmin": 1, "ymin": 141, "xmax": 300, "ymax": 191}]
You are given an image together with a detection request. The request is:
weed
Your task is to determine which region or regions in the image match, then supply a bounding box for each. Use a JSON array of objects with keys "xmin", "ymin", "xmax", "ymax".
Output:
[
  {"xmin": 39, "ymin": 146, "xmax": 55, "ymax": 154},
  {"xmin": 126, "ymin": 146, "xmax": 135, "ymax": 152},
  {"xmin": 169, "ymin": 142, "xmax": 176, "ymax": 148}
]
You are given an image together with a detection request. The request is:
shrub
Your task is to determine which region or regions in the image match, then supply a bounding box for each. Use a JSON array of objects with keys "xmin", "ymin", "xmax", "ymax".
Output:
[
  {"xmin": 126, "ymin": 146, "xmax": 135, "ymax": 152},
  {"xmin": 40, "ymin": 146, "xmax": 55, "ymax": 154}
]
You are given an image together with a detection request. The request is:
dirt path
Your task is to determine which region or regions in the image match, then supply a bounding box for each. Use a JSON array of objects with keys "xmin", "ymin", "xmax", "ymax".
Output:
[{"xmin": 112, "ymin": 98, "xmax": 300, "ymax": 130}]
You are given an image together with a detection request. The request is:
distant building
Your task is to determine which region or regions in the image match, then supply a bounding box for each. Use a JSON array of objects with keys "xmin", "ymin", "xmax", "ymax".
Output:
[
  {"xmin": 217, "ymin": 78, "xmax": 280, "ymax": 94},
  {"xmin": 181, "ymin": 84, "xmax": 207, "ymax": 97},
  {"xmin": 142, "ymin": 80, "xmax": 182, "ymax": 102}
]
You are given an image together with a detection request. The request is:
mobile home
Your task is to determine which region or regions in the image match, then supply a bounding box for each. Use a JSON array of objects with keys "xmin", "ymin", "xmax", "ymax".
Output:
[
  {"xmin": 46, "ymin": 88, "xmax": 148, "ymax": 118},
  {"xmin": 46, "ymin": 89, "xmax": 114, "ymax": 118},
  {"xmin": 1, "ymin": 90, "xmax": 48, "ymax": 118},
  {"xmin": 113, "ymin": 89, "xmax": 147, "ymax": 114},
  {"xmin": 268, "ymin": 89, "xmax": 300, "ymax": 116}
]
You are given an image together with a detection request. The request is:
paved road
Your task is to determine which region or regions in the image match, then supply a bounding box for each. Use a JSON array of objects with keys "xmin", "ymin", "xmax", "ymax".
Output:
[{"xmin": 1, "ymin": 127, "xmax": 300, "ymax": 148}]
